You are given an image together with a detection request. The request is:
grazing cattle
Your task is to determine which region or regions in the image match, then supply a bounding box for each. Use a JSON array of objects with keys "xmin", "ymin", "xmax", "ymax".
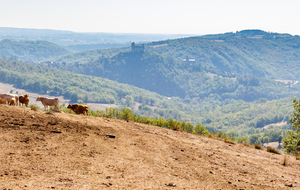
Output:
[
  {"xmin": 11, "ymin": 94, "xmax": 19, "ymax": 106},
  {"xmin": 67, "ymin": 104, "xmax": 89, "ymax": 115},
  {"xmin": 19, "ymin": 94, "xmax": 30, "ymax": 107},
  {"xmin": 9, "ymin": 98, "xmax": 17, "ymax": 106},
  {"xmin": 0, "ymin": 94, "xmax": 16, "ymax": 105},
  {"xmin": 36, "ymin": 96, "xmax": 59, "ymax": 111}
]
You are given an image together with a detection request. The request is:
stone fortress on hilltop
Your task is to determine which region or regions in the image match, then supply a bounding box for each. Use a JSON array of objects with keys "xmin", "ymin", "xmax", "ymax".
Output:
[{"xmin": 131, "ymin": 42, "xmax": 145, "ymax": 52}]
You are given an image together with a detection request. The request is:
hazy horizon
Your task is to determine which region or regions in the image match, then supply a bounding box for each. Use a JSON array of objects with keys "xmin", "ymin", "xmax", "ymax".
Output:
[{"xmin": 1, "ymin": 0, "xmax": 300, "ymax": 36}]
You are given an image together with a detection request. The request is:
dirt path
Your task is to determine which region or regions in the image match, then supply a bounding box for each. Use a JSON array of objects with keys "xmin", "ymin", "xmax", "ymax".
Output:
[{"xmin": 0, "ymin": 105, "xmax": 299, "ymax": 189}]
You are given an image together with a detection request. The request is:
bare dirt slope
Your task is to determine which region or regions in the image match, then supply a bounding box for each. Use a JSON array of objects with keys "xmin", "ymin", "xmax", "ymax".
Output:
[{"xmin": 0, "ymin": 105, "xmax": 299, "ymax": 189}]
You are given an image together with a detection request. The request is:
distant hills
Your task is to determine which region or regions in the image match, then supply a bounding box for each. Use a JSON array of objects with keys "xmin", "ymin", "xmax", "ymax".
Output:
[
  {"xmin": 147, "ymin": 30, "xmax": 300, "ymax": 79},
  {"xmin": 0, "ymin": 39, "xmax": 70, "ymax": 62},
  {"xmin": 0, "ymin": 27, "xmax": 193, "ymax": 50},
  {"xmin": 45, "ymin": 29, "xmax": 300, "ymax": 80}
]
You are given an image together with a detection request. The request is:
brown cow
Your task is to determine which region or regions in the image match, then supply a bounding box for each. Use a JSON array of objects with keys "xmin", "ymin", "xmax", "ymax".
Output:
[
  {"xmin": 36, "ymin": 96, "xmax": 59, "ymax": 111},
  {"xmin": 8, "ymin": 98, "xmax": 17, "ymax": 106},
  {"xmin": 0, "ymin": 94, "xmax": 16, "ymax": 105},
  {"xmin": 19, "ymin": 94, "xmax": 29, "ymax": 107},
  {"xmin": 67, "ymin": 104, "xmax": 89, "ymax": 115}
]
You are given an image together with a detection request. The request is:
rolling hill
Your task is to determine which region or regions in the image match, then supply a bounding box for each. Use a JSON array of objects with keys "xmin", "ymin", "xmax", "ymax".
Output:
[
  {"xmin": 0, "ymin": 39, "xmax": 71, "ymax": 62},
  {"xmin": 148, "ymin": 30, "xmax": 300, "ymax": 79},
  {"xmin": 0, "ymin": 105, "xmax": 299, "ymax": 189},
  {"xmin": 48, "ymin": 29, "xmax": 300, "ymax": 80}
]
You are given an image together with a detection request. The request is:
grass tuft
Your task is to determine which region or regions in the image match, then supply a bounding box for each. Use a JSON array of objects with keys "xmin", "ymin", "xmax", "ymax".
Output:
[
  {"xmin": 254, "ymin": 144, "xmax": 263, "ymax": 150},
  {"xmin": 243, "ymin": 143, "xmax": 251, "ymax": 147},
  {"xmin": 224, "ymin": 138, "xmax": 235, "ymax": 144},
  {"xmin": 29, "ymin": 105, "xmax": 39, "ymax": 111},
  {"xmin": 267, "ymin": 146, "xmax": 281, "ymax": 154}
]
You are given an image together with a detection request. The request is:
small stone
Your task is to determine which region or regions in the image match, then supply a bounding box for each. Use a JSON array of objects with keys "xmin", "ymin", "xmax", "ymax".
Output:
[
  {"xmin": 31, "ymin": 115, "xmax": 34, "ymax": 119},
  {"xmin": 228, "ymin": 181, "xmax": 232, "ymax": 184},
  {"xmin": 106, "ymin": 134, "xmax": 115, "ymax": 138},
  {"xmin": 165, "ymin": 183, "xmax": 176, "ymax": 187},
  {"xmin": 285, "ymin": 184, "xmax": 293, "ymax": 187},
  {"xmin": 181, "ymin": 149, "xmax": 184, "ymax": 152},
  {"xmin": 106, "ymin": 176, "xmax": 111, "ymax": 179}
]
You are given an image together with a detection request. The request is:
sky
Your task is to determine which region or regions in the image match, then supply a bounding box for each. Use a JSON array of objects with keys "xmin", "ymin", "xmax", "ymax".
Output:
[{"xmin": 1, "ymin": 0, "xmax": 300, "ymax": 35}]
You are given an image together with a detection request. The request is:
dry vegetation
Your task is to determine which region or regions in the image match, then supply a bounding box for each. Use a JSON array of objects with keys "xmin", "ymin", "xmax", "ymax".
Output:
[{"xmin": 0, "ymin": 105, "xmax": 300, "ymax": 189}]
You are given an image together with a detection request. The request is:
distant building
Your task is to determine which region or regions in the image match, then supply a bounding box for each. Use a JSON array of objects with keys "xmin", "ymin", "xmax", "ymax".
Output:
[
  {"xmin": 131, "ymin": 42, "xmax": 145, "ymax": 52},
  {"xmin": 182, "ymin": 56, "xmax": 196, "ymax": 62}
]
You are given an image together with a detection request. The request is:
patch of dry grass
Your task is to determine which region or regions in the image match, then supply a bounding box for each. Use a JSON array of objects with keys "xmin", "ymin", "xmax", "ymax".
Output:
[
  {"xmin": 224, "ymin": 138, "xmax": 235, "ymax": 144},
  {"xmin": 29, "ymin": 104, "xmax": 39, "ymax": 111},
  {"xmin": 243, "ymin": 143, "xmax": 251, "ymax": 147},
  {"xmin": 267, "ymin": 146, "xmax": 281, "ymax": 154}
]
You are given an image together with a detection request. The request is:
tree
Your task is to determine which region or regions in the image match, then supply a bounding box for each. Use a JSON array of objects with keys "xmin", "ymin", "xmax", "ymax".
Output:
[
  {"xmin": 125, "ymin": 95, "xmax": 133, "ymax": 107},
  {"xmin": 193, "ymin": 124, "xmax": 209, "ymax": 136},
  {"xmin": 282, "ymin": 99, "xmax": 300, "ymax": 155}
]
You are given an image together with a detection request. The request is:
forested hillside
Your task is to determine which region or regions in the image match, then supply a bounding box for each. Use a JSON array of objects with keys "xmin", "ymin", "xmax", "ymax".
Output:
[
  {"xmin": 50, "ymin": 50, "xmax": 300, "ymax": 102},
  {"xmin": 148, "ymin": 30, "xmax": 300, "ymax": 79},
  {"xmin": 0, "ymin": 39, "xmax": 70, "ymax": 62},
  {"xmin": 48, "ymin": 30, "xmax": 300, "ymax": 80}
]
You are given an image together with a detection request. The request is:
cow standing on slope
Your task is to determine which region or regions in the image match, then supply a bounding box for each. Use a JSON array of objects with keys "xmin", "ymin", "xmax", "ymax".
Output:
[
  {"xmin": 36, "ymin": 96, "xmax": 59, "ymax": 111},
  {"xmin": 0, "ymin": 94, "xmax": 17, "ymax": 106},
  {"xmin": 67, "ymin": 104, "xmax": 89, "ymax": 115},
  {"xmin": 19, "ymin": 94, "xmax": 29, "ymax": 107}
]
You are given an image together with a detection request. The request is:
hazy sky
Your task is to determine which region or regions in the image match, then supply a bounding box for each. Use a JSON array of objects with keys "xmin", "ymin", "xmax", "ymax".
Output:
[{"xmin": 1, "ymin": 0, "xmax": 300, "ymax": 35}]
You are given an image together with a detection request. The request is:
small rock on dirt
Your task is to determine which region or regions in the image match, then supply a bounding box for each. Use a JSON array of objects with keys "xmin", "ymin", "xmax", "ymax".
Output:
[
  {"xmin": 106, "ymin": 134, "xmax": 115, "ymax": 138},
  {"xmin": 50, "ymin": 131, "xmax": 62, "ymax": 133},
  {"xmin": 165, "ymin": 183, "xmax": 176, "ymax": 187}
]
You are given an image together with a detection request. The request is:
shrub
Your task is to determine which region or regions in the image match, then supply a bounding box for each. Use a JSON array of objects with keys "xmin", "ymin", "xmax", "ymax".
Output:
[
  {"xmin": 29, "ymin": 104, "xmax": 39, "ymax": 111},
  {"xmin": 216, "ymin": 131, "xmax": 228, "ymax": 139},
  {"xmin": 296, "ymin": 156, "xmax": 300, "ymax": 160},
  {"xmin": 237, "ymin": 137, "xmax": 248, "ymax": 144},
  {"xmin": 193, "ymin": 124, "xmax": 209, "ymax": 136},
  {"xmin": 267, "ymin": 146, "xmax": 281, "ymax": 154},
  {"xmin": 254, "ymin": 144, "xmax": 263, "ymax": 149}
]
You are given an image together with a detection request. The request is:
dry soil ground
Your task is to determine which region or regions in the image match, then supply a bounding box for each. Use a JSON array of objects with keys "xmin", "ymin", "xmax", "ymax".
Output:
[{"xmin": 0, "ymin": 105, "xmax": 300, "ymax": 189}]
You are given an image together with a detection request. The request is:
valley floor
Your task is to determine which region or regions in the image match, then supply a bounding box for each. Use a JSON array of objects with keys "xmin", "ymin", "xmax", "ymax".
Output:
[{"xmin": 0, "ymin": 105, "xmax": 299, "ymax": 189}]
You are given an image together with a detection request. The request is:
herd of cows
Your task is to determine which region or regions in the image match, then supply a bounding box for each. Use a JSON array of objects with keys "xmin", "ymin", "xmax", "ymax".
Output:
[{"xmin": 0, "ymin": 93, "xmax": 89, "ymax": 115}]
